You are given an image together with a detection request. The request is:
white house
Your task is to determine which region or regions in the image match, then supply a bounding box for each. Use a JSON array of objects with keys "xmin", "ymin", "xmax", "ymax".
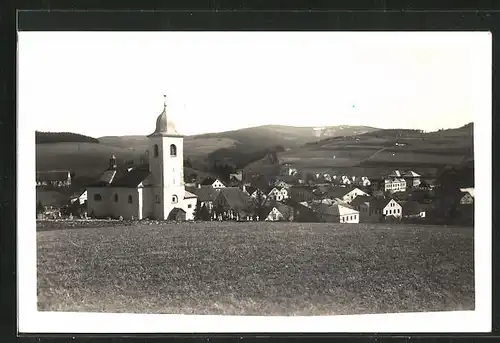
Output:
[
  {"xmin": 459, "ymin": 188, "xmax": 474, "ymax": 204},
  {"xmin": 357, "ymin": 176, "xmax": 371, "ymax": 187},
  {"xmin": 310, "ymin": 202, "xmax": 360, "ymax": 223},
  {"xmin": 384, "ymin": 178, "xmax": 407, "ymax": 193},
  {"xmin": 274, "ymin": 180, "xmax": 293, "ymax": 189},
  {"xmin": 264, "ymin": 203, "xmax": 295, "ymax": 222},
  {"xmin": 279, "ymin": 164, "xmax": 297, "ymax": 176},
  {"xmin": 86, "ymin": 96, "xmax": 198, "ymax": 220},
  {"xmin": 69, "ymin": 189, "xmax": 87, "ymax": 205},
  {"xmin": 403, "ymin": 171, "xmax": 421, "ymax": 188},
  {"xmin": 358, "ymin": 198, "xmax": 402, "ymax": 222},
  {"xmin": 267, "ymin": 187, "xmax": 289, "ymax": 202}
]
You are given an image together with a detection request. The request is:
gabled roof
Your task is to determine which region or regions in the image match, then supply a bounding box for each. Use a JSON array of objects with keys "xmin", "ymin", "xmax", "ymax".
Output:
[
  {"xmin": 350, "ymin": 195, "xmax": 372, "ymax": 208},
  {"xmin": 368, "ymin": 198, "xmax": 395, "ymax": 211},
  {"xmin": 186, "ymin": 186, "xmax": 218, "ymax": 202},
  {"xmin": 399, "ymin": 200, "xmax": 423, "ymax": 214},
  {"xmin": 310, "ymin": 202, "xmax": 358, "ymax": 216},
  {"xmin": 200, "ymin": 177, "xmax": 217, "ymax": 186},
  {"xmin": 217, "ymin": 187, "xmax": 255, "ymax": 211},
  {"xmin": 404, "ymin": 171, "xmax": 421, "ymax": 177},
  {"xmin": 112, "ymin": 168, "xmax": 151, "ymax": 188},
  {"xmin": 184, "ymin": 190, "xmax": 198, "ymax": 199},
  {"xmin": 460, "ymin": 188, "xmax": 475, "ymax": 198},
  {"xmin": 267, "ymin": 203, "xmax": 294, "ymax": 218}
]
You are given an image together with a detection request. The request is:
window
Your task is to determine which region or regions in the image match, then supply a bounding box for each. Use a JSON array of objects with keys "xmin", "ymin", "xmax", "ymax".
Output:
[
  {"xmin": 128, "ymin": 195, "xmax": 133, "ymax": 204},
  {"xmin": 155, "ymin": 195, "xmax": 161, "ymax": 204},
  {"xmin": 170, "ymin": 144, "xmax": 177, "ymax": 157},
  {"xmin": 172, "ymin": 195, "xmax": 178, "ymax": 204},
  {"xmin": 94, "ymin": 194, "xmax": 102, "ymax": 201},
  {"xmin": 114, "ymin": 193, "xmax": 119, "ymax": 202},
  {"xmin": 154, "ymin": 144, "xmax": 159, "ymax": 158},
  {"xmin": 188, "ymin": 204, "xmax": 192, "ymax": 209}
]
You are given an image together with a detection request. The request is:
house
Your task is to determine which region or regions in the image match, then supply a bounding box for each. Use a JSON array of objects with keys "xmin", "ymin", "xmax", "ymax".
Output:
[
  {"xmin": 350, "ymin": 195, "xmax": 373, "ymax": 212},
  {"xmin": 403, "ymin": 171, "xmax": 421, "ymax": 188},
  {"xmin": 229, "ymin": 170, "xmax": 243, "ymax": 182},
  {"xmin": 323, "ymin": 187, "xmax": 369, "ymax": 204},
  {"xmin": 279, "ymin": 163, "xmax": 297, "ymax": 176},
  {"xmin": 309, "ymin": 201, "xmax": 360, "ymax": 223},
  {"xmin": 459, "ymin": 188, "xmax": 474, "ymax": 204},
  {"xmin": 289, "ymin": 186, "xmax": 316, "ymax": 203},
  {"xmin": 400, "ymin": 201, "xmax": 426, "ymax": 219},
  {"xmin": 186, "ymin": 185, "xmax": 220, "ymax": 213},
  {"xmin": 246, "ymin": 187, "xmax": 268, "ymax": 205},
  {"xmin": 213, "ymin": 187, "xmax": 255, "ymax": 220},
  {"xmin": 359, "ymin": 198, "xmax": 402, "ymax": 222},
  {"xmin": 201, "ymin": 177, "xmax": 226, "ymax": 189},
  {"xmin": 384, "ymin": 178, "xmax": 407, "ymax": 193},
  {"xmin": 86, "ymin": 97, "xmax": 198, "ymax": 221},
  {"xmin": 274, "ymin": 179, "xmax": 293, "ymax": 189},
  {"xmin": 69, "ymin": 189, "xmax": 87, "ymax": 205},
  {"xmin": 36, "ymin": 170, "xmax": 72, "ymax": 187},
  {"xmin": 267, "ymin": 186, "xmax": 289, "ymax": 202},
  {"xmin": 264, "ymin": 203, "xmax": 295, "ymax": 222},
  {"xmin": 357, "ymin": 176, "xmax": 371, "ymax": 187}
]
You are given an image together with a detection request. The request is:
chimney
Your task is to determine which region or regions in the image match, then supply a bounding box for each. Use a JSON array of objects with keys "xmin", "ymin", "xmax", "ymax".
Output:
[{"xmin": 197, "ymin": 183, "xmax": 201, "ymax": 189}]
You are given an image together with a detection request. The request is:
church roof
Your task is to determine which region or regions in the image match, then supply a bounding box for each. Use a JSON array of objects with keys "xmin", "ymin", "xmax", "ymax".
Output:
[
  {"xmin": 184, "ymin": 190, "xmax": 198, "ymax": 199},
  {"xmin": 88, "ymin": 165, "xmax": 150, "ymax": 188},
  {"xmin": 217, "ymin": 187, "xmax": 255, "ymax": 211}
]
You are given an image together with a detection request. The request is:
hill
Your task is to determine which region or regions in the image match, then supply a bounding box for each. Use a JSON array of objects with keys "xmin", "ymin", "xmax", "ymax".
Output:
[
  {"xmin": 245, "ymin": 123, "xmax": 474, "ymax": 178},
  {"xmin": 36, "ymin": 131, "xmax": 99, "ymax": 144}
]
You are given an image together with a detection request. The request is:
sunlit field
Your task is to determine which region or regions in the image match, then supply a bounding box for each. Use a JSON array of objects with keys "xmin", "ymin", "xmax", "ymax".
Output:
[{"xmin": 37, "ymin": 221, "xmax": 474, "ymax": 316}]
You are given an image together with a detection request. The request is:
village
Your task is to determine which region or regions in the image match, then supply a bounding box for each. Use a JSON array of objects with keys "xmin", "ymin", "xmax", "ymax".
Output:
[{"xmin": 36, "ymin": 160, "xmax": 474, "ymax": 226}]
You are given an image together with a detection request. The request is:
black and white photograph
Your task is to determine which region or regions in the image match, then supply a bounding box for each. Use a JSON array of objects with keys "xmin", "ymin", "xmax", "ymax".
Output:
[{"xmin": 17, "ymin": 30, "xmax": 491, "ymax": 333}]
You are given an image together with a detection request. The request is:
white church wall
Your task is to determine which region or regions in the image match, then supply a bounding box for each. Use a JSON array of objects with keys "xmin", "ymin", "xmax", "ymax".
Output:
[
  {"xmin": 182, "ymin": 197, "xmax": 198, "ymax": 221},
  {"xmin": 87, "ymin": 187, "xmax": 112, "ymax": 218},
  {"xmin": 109, "ymin": 188, "xmax": 141, "ymax": 220}
]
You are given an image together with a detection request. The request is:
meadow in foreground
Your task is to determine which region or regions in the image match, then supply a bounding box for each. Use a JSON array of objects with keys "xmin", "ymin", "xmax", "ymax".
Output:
[{"xmin": 37, "ymin": 221, "xmax": 474, "ymax": 315}]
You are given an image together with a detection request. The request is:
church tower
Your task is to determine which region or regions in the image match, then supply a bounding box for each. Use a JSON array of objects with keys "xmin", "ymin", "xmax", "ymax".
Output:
[{"xmin": 147, "ymin": 95, "xmax": 185, "ymax": 220}]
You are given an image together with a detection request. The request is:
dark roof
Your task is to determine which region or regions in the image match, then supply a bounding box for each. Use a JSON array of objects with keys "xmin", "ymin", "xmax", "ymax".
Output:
[
  {"xmin": 186, "ymin": 186, "xmax": 219, "ymax": 202},
  {"xmin": 88, "ymin": 165, "xmax": 150, "ymax": 188},
  {"xmin": 244, "ymin": 186, "xmax": 257, "ymax": 195},
  {"xmin": 36, "ymin": 170, "xmax": 71, "ymax": 182},
  {"xmin": 399, "ymin": 201, "xmax": 423, "ymax": 214},
  {"xmin": 217, "ymin": 187, "xmax": 254, "ymax": 211},
  {"xmin": 368, "ymin": 198, "xmax": 394, "ymax": 211},
  {"xmin": 200, "ymin": 177, "xmax": 217, "ymax": 186},
  {"xmin": 266, "ymin": 203, "xmax": 294, "ymax": 218},
  {"xmin": 350, "ymin": 195, "xmax": 372, "ymax": 208},
  {"xmin": 112, "ymin": 168, "xmax": 151, "ymax": 187},
  {"xmin": 36, "ymin": 189, "xmax": 68, "ymax": 207}
]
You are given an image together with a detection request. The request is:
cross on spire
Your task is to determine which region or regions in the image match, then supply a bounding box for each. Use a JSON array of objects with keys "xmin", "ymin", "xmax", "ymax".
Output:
[{"xmin": 163, "ymin": 94, "xmax": 167, "ymax": 109}]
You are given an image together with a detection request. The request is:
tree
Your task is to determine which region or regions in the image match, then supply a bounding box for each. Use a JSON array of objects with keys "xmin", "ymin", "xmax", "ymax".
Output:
[
  {"xmin": 200, "ymin": 203, "xmax": 210, "ymax": 221},
  {"xmin": 36, "ymin": 200, "xmax": 44, "ymax": 214},
  {"xmin": 193, "ymin": 199, "xmax": 202, "ymax": 220}
]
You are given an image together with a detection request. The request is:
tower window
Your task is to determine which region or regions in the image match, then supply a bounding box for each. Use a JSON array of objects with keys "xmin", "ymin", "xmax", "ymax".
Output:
[
  {"xmin": 172, "ymin": 195, "xmax": 178, "ymax": 204},
  {"xmin": 94, "ymin": 194, "xmax": 102, "ymax": 201},
  {"xmin": 128, "ymin": 195, "xmax": 133, "ymax": 204},
  {"xmin": 114, "ymin": 193, "xmax": 119, "ymax": 202},
  {"xmin": 154, "ymin": 144, "xmax": 159, "ymax": 158},
  {"xmin": 170, "ymin": 144, "xmax": 177, "ymax": 157},
  {"xmin": 155, "ymin": 195, "xmax": 161, "ymax": 204}
]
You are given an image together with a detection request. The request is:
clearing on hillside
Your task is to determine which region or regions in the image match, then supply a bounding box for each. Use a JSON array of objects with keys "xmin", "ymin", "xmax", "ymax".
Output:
[{"xmin": 37, "ymin": 221, "xmax": 474, "ymax": 316}]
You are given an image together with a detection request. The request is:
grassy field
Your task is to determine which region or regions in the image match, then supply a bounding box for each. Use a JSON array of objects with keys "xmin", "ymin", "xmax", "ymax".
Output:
[{"xmin": 37, "ymin": 221, "xmax": 474, "ymax": 316}]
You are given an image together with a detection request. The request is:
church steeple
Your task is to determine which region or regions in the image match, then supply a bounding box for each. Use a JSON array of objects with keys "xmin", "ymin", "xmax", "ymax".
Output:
[{"xmin": 148, "ymin": 95, "xmax": 181, "ymax": 137}]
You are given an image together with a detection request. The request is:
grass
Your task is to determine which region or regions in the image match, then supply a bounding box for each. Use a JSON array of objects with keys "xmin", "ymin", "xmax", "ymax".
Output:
[{"xmin": 37, "ymin": 221, "xmax": 474, "ymax": 316}]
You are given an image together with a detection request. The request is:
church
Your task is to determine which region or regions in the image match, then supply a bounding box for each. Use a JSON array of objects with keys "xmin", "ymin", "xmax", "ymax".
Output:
[{"xmin": 86, "ymin": 96, "xmax": 198, "ymax": 221}]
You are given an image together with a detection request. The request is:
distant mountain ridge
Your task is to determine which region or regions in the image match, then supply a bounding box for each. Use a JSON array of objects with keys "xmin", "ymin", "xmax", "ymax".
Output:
[{"xmin": 36, "ymin": 131, "xmax": 99, "ymax": 144}]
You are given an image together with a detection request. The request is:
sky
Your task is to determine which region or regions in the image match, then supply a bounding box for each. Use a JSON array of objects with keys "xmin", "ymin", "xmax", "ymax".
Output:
[{"xmin": 18, "ymin": 31, "xmax": 490, "ymax": 137}]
